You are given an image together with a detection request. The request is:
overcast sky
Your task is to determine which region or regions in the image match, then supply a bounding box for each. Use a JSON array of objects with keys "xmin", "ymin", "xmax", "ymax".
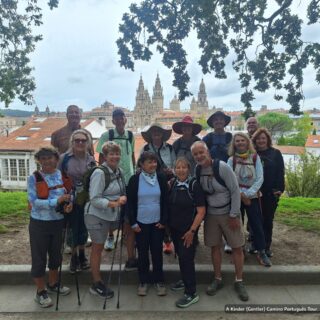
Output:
[{"xmin": 9, "ymin": 0, "xmax": 320, "ymax": 112}]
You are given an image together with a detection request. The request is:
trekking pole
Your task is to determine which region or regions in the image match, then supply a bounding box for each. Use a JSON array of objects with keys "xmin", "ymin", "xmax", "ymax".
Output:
[
  {"xmin": 56, "ymin": 220, "xmax": 68, "ymax": 311},
  {"xmin": 103, "ymin": 215, "xmax": 122, "ymax": 310},
  {"xmin": 116, "ymin": 218, "xmax": 124, "ymax": 309}
]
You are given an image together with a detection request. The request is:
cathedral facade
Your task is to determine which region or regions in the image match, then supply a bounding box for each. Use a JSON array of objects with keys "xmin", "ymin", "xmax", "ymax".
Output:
[{"xmin": 133, "ymin": 74, "xmax": 211, "ymax": 129}]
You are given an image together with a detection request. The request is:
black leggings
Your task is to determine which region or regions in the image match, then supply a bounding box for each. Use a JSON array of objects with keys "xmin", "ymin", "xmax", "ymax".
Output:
[{"xmin": 29, "ymin": 218, "xmax": 64, "ymax": 278}]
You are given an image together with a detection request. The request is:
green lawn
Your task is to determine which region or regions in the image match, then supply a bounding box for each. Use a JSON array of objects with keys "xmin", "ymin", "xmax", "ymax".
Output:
[
  {"xmin": 0, "ymin": 192, "xmax": 319, "ymax": 234},
  {"xmin": 0, "ymin": 192, "xmax": 29, "ymax": 233},
  {"xmin": 276, "ymin": 197, "xmax": 320, "ymax": 233}
]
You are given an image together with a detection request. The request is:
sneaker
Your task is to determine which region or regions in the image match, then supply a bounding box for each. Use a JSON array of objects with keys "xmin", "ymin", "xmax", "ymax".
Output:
[
  {"xmin": 257, "ymin": 251, "xmax": 272, "ymax": 267},
  {"xmin": 176, "ymin": 293, "xmax": 199, "ymax": 308},
  {"xmin": 234, "ymin": 281, "xmax": 249, "ymax": 301},
  {"xmin": 70, "ymin": 255, "xmax": 81, "ymax": 274},
  {"xmin": 79, "ymin": 256, "xmax": 90, "ymax": 270},
  {"xmin": 64, "ymin": 245, "xmax": 72, "ymax": 254},
  {"xmin": 104, "ymin": 236, "xmax": 115, "ymax": 251},
  {"xmin": 34, "ymin": 290, "xmax": 53, "ymax": 308},
  {"xmin": 163, "ymin": 242, "xmax": 174, "ymax": 254},
  {"xmin": 206, "ymin": 278, "xmax": 223, "ymax": 296},
  {"xmin": 155, "ymin": 282, "xmax": 167, "ymax": 296},
  {"xmin": 124, "ymin": 258, "xmax": 138, "ymax": 271},
  {"xmin": 170, "ymin": 280, "xmax": 185, "ymax": 291},
  {"xmin": 137, "ymin": 283, "xmax": 148, "ymax": 296},
  {"xmin": 247, "ymin": 243, "xmax": 257, "ymax": 254},
  {"xmin": 266, "ymin": 249, "xmax": 273, "ymax": 257},
  {"xmin": 224, "ymin": 243, "xmax": 232, "ymax": 254},
  {"xmin": 47, "ymin": 283, "xmax": 71, "ymax": 296},
  {"xmin": 89, "ymin": 281, "xmax": 114, "ymax": 299}
]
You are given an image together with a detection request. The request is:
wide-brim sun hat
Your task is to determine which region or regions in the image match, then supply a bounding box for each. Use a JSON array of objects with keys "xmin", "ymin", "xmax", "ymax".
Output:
[
  {"xmin": 207, "ymin": 111, "xmax": 231, "ymax": 128},
  {"xmin": 141, "ymin": 123, "xmax": 172, "ymax": 143},
  {"xmin": 172, "ymin": 115, "xmax": 202, "ymax": 135}
]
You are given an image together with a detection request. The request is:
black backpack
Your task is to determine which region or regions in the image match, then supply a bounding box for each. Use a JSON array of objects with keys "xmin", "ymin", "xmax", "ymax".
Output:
[
  {"xmin": 109, "ymin": 129, "xmax": 133, "ymax": 154},
  {"xmin": 169, "ymin": 176, "xmax": 197, "ymax": 204},
  {"xmin": 195, "ymin": 159, "xmax": 227, "ymax": 189}
]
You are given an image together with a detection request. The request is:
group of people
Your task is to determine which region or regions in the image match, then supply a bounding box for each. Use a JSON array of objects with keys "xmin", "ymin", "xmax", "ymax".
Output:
[{"xmin": 27, "ymin": 105, "xmax": 285, "ymax": 309}]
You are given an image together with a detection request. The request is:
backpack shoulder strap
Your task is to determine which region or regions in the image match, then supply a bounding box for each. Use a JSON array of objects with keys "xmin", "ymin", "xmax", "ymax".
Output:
[
  {"xmin": 252, "ymin": 153, "xmax": 257, "ymax": 166},
  {"xmin": 33, "ymin": 170, "xmax": 44, "ymax": 182},
  {"xmin": 173, "ymin": 138, "xmax": 182, "ymax": 154},
  {"xmin": 97, "ymin": 165, "xmax": 111, "ymax": 190},
  {"xmin": 225, "ymin": 132, "xmax": 233, "ymax": 144},
  {"xmin": 108, "ymin": 129, "xmax": 114, "ymax": 141},
  {"xmin": 127, "ymin": 130, "xmax": 133, "ymax": 144},
  {"xmin": 188, "ymin": 177, "xmax": 197, "ymax": 196},
  {"xmin": 195, "ymin": 165, "xmax": 201, "ymax": 183},
  {"xmin": 213, "ymin": 159, "xmax": 227, "ymax": 188},
  {"xmin": 233, "ymin": 156, "xmax": 237, "ymax": 171},
  {"xmin": 61, "ymin": 153, "xmax": 72, "ymax": 175}
]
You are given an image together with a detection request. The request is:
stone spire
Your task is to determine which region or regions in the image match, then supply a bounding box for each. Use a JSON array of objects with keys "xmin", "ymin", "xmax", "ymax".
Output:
[
  {"xmin": 170, "ymin": 94, "xmax": 180, "ymax": 112},
  {"xmin": 152, "ymin": 73, "xmax": 164, "ymax": 113},
  {"xmin": 197, "ymin": 78, "xmax": 208, "ymax": 110}
]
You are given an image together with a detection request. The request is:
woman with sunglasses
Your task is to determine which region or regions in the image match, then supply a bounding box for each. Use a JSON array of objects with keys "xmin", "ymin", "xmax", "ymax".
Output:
[{"xmin": 59, "ymin": 129, "xmax": 96, "ymax": 273}]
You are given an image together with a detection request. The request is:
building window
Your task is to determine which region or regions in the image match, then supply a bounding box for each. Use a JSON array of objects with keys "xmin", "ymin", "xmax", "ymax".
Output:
[
  {"xmin": 1, "ymin": 159, "xmax": 29, "ymax": 182},
  {"xmin": 2, "ymin": 159, "xmax": 9, "ymax": 180}
]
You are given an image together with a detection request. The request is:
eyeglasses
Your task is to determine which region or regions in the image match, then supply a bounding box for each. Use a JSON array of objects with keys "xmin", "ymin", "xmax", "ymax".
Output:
[{"xmin": 74, "ymin": 139, "xmax": 87, "ymax": 144}]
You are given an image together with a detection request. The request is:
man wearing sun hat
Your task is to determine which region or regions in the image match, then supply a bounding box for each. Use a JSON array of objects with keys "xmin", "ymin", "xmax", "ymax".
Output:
[
  {"xmin": 202, "ymin": 111, "xmax": 232, "ymax": 163},
  {"xmin": 172, "ymin": 116, "xmax": 202, "ymax": 174}
]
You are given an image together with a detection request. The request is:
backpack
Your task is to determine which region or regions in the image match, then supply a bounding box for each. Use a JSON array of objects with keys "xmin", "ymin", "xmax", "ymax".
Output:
[
  {"xmin": 109, "ymin": 129, "xmax": 133, "ymax": 154},
  {"xmin": 28, "ymin": 170, "xmax": 71, "ymax": 210},
  {"xmin": 173, "ymin": 136, "xmax": 200, "ymax": 156},
  {"xmin": 195, "ymin": 160, "xmax": 231, "ymax": 209},
  {"xmin": 206, "ymin": 132, "xmax": 232, "ymax": 150},
  {"xmin": 195, "ymin": 159, "xmax": 227, "ymax": 189},
  {"xmin": 169, "ymin": 176, "xmax": 197, "ymax": 204},
  {"xmin": 232, "ymin": 153, "xmax": 257, "ymax": 171}
]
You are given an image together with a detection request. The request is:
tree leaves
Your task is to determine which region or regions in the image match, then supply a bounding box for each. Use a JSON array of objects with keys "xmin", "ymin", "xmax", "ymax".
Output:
[
  {"xmin": 117, "ymin": 0, "xmax": 320, "ymax": 115},
  {"xmin": 0, "ymin": 0, "xmax": 59, "ymax": 107}
]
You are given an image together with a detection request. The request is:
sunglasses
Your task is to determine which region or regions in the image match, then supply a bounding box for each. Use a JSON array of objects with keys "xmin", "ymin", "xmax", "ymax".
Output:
[{"xmin": 74, "ymin": 138, "xmax": 87, "ymax": 144}]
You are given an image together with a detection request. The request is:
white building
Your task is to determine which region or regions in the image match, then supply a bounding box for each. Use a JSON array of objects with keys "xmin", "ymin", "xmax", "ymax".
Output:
[{"xmin": 0, "ymin": 117, "xmax": 104, "ymax": 190}]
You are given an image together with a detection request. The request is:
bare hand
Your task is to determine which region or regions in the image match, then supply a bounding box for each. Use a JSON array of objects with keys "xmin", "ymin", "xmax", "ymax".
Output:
[
  {"xmin": 63, "ymin": 203, "xmax": 73, "ymax": 213},
  {"xmin": 228, "ymin": 217, "xmax": 240, "ymax": 231},
  {"xmin": 133, "ymin": 225, "xmax": 141, "ymax": 233},
  {"xmin": 58, "ymin": 194, "xmax": 70, "ymax": 204},
  {"xmin": 241, "ymin": 193, "xmax": 251, "ymax": 206},
  {"xmin": 182, "ymin": 230, "xmax": 194, "ymax": 248},
  {"xmin": 155, "ymin": 223, "xmax": 165, "ymax": 229},
  {"xmin": 273, "ymin": 190, "xmax": 282, "ymax": 196},
  {"xmin": 118, "ymin": 196, "xmax": 127, "ymax": 206}
]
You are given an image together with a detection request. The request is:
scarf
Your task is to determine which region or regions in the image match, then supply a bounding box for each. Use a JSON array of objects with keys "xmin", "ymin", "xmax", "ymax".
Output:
[{"xmin": 141, "ymin": 170, "xmax": 157, "ymax": 186}]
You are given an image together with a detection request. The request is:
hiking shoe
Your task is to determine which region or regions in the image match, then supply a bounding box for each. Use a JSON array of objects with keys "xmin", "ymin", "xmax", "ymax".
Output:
[
  {"xmin": 124, "ymin": 258, "xmax": 138, "ymax": 271},
  {"xmin": 104, "ymin": 235, "xmax": 115, "ymax": 251},
  {"xmin": 155, "ymin": 282, "xmax": 167, "ymax": 296},
  {"xmin": 234, "ymin": 281, "xmax": 249, "ymax": 301},
  {"xmin": 137, "ymin": 283, "xmax": 148, "ymax": 296},
  {"xmin": 170, "ymin": 280, "xmax": 185, "ymax": 291},
  {"xmin": 247, "ymin": 243, "xmax": 257, "ymax": 254},
  {"xmin": 266, "ymin": 249, "xmax": 273, "ymax": 257},
  {"xmin": 224, "ymin": 243, "xmax": 232, "ymax": 254},
  {"xmin": 206, "ymin": 278, "xmax": 223, "ymax": 296},
  {"xmin": 89, "ymin": 281, "xmax": 114, "ymax": 299},
  {"xmin": 34, "ymin": 290, "xmax": 53, "ymax": 308},
  {"xmin": 163, "ymin": 242, "xmax": 174, "ymax": 254},
  {"xmin": 176, "ymin": 293, "xmax": 199, "ymax": 308},
  {"xmin": 257, "ymin": 251, "xmax": 272, "ymax": 267},
  {"xmin": 70, "ymin": 255, "xmax": 80, "ymax": 274},
  {"xmin": 47, "ymin": 283, "xmax": 71, "ymax": 296},
  {"xmin": 79, "ymin": 256, "xmax": 90, "ymax": 270}
]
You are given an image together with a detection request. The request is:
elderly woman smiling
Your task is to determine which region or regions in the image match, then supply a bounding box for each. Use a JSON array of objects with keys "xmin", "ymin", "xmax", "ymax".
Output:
[{"xmin": 84, "ymin": 141, "xmax": 127, "ymax": 299}]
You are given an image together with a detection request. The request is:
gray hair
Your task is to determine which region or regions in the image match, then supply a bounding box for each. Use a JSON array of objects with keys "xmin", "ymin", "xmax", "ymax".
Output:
[{"xmin": 190, "ymin": 140, "xmax": 208, "ymax": 153}]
